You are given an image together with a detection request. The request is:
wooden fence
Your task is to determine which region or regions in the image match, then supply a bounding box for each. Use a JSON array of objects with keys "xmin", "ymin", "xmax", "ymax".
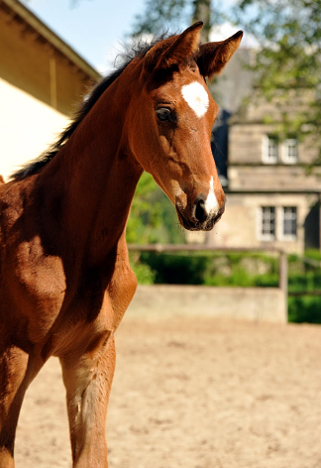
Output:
[{"xmin": 127, "ymin": 244, "xmax": 289, "ymax": 323}]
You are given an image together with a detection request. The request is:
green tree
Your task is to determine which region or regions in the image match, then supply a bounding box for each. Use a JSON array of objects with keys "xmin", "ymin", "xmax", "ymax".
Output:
[
  {"xmin": 126, "ymin": 172, "xmax": 162, "ymax": 244},
  {"xmin": 130, "ymin": 0, "xmax": 223, "ymax": 43},
  {"xmin": 192, "ymin": 0, "xmax": 211, "ymax": 44},
  {"xmin": 130, "ymin": 0, "xmax": 189, "ymax": 37},
  {"xmin": 233, "ymin": 0, "xmax": 321, "ymax": 162},
  {"xmin": 126, "ymin": 172, "xmax": 185, "ymax": 244},
  {"xmin": 127, "ymin": 172, "xmax": 185, "ymax": 282}
]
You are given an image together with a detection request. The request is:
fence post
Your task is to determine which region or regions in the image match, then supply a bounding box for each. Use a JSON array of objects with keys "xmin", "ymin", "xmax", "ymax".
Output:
[{"xmin": 279, "ymin": 251, "xmax": 288, "ymax": 321}]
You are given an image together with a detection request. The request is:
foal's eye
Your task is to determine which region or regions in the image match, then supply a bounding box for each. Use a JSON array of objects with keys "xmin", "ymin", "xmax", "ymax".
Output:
[{"xmin": 156, "ymin": 108, "xmax": 174, "ymax": 122}]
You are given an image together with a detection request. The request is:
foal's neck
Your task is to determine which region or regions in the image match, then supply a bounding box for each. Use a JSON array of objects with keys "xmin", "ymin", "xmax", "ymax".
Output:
[{"xmin": 38, "ymin": 67, "xmax": 143, "ymax": 267}]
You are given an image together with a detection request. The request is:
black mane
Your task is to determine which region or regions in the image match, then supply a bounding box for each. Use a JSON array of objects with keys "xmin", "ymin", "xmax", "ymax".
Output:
[{"xmin": 11, "ymin": 37, "xmax": 165, "ymax": 181}]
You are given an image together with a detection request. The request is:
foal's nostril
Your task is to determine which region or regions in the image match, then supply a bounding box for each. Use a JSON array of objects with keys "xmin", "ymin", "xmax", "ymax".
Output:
[{"xmin": 194, "ymin": 198, "xmax": 208, "ymax": 224}]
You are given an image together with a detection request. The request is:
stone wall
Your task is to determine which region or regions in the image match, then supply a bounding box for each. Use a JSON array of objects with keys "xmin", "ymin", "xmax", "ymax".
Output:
[{"xmin": 127, "ymin": 284, "xmax": 287, "ymax": 323}]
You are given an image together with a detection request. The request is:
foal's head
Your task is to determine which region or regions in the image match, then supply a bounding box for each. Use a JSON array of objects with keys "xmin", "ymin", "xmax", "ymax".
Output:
[{"xmin": 127, "ymin": 22, "xmax": 242, "ymax": 231}]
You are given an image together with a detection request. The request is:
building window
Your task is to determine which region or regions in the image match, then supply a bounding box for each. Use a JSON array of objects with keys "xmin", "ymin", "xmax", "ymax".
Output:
[
  {"xmin": 282, "ymin": 138, "xmax": 298, "ymax": 164},
  {"xmin": 262, "ymin": 136, "xmax": 278, "ymax": 164},
  {"xmin": 263, "ymin": 136, "xmax": 299, "ymax": 164},
  {"xmin": 258, "ymin": 206, "xmax": 298, "ymax": 242},
  {"xmin": 282, "ymin": 207, "xmax": 297, "ymax": 239},
  {"xmin": 261, "ymin": 206, "xmax": 276, "ymax": 240}
]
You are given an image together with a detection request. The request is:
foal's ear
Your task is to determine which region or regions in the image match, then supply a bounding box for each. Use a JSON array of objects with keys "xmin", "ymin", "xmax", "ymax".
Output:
[
  {"xmin": 196, "ymin": 31, "xmax": 243, "ymax": 80},
  {"xmin": 144, "ymin": 21, "xmax": 203, "ymax": 73}
]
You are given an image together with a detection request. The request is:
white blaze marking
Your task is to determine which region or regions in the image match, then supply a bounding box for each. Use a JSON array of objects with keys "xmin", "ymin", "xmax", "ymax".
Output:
[
  {"xmin": 181, "ymin": 82, "xmax": 209, "ymax": 118},
  {"xmin": 205, "ymin": 176, "xmax": 219, "ymax": 214}
]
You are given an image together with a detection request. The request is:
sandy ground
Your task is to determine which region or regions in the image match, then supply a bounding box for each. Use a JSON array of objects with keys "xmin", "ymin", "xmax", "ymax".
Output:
[{"xmin": 15, "ymin": 316, "xmax": 321, "ymax": 468}]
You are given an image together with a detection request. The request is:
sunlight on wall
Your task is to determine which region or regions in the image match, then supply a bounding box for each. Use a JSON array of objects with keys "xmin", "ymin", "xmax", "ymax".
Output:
[{"xmin": 0, "ymin": 78, "xmax": 69, "ymax": 181}]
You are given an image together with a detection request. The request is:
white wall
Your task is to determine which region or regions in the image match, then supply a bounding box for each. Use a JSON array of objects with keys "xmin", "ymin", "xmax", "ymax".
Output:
[{"xmin": 0, "ymin": 78, "xmax": 69, "ymax": 181}]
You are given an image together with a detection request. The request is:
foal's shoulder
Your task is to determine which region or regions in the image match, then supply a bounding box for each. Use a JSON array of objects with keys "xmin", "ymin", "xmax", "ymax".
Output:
[{"xmin": 0, "ymin": 176, "xmax": 35, "ymax": 227}]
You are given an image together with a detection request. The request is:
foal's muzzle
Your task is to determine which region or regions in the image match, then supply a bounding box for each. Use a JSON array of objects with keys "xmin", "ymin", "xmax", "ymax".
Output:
[{"xmin": 176, "ymin": 195, "xmax": 226, "ymax": 231}]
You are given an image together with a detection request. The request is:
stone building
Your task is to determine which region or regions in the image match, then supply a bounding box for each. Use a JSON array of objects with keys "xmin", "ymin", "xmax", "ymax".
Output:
[
  {"xmin": 0, "ymin": 0, "xmax": 101, "ymax": 180},
  {"xmin": 189, "ymin": 46, "xmax": 321, "ymax": 255}
]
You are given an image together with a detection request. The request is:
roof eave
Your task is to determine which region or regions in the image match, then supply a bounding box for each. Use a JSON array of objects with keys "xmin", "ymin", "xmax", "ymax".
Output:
[{"xmin": 1, "ymin": 0, "xmax": 102, "ymax": 81}]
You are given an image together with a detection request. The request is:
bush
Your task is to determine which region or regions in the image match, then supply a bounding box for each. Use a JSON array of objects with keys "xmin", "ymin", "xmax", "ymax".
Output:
[
  {"xmin": 130, "ymin": 249, "xmax": 321, "ymax": 324},
  {"xmin": 140, "ymin": 252, "xmax": 210, "ymax": 284},
  {"xmin": 129, "ymin": 252, "xmax": 156, "ymax": 284},
  {"xmin": 288, "ymin": 296, "xmax": 321, "ymax": 324},
  {"xmin": 305, "ymin": 249, "xmax": 321, "ymax": 262},
  {"xmin": 138, "ymin": 252, "xmax": 279, "ymax": 287}
]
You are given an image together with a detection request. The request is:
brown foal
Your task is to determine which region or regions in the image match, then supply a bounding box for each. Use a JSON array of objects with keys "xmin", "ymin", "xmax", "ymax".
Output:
[{"xmin": 0, "ymin": 22, "xmax": 242, "ymax": 467}]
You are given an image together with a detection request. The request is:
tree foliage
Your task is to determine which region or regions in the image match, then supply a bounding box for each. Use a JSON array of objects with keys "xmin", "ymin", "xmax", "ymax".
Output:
[
  {"xmin": 130, "ymin": 0, "xmax": 222, "ymax": 43},
  {"xmin": 130, "ymin": 0, "xmax": 190, "ymax": 37},
  {"xmin": 126, "ymin": 172, "xmax": 185, "ymax": 244},
  {"xmin": 233, "ymin": 0, "xmax": 321, "ymax": 162}
]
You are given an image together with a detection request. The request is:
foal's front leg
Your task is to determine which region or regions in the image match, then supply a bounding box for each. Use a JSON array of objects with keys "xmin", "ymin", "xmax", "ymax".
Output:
[
  {"xmin": 0, "ymin": 345, "xmax": 42, "ymax": 468},
  {"xmin": 60, "ymin": 331, "xmax": 116, "ymax": 468}
]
